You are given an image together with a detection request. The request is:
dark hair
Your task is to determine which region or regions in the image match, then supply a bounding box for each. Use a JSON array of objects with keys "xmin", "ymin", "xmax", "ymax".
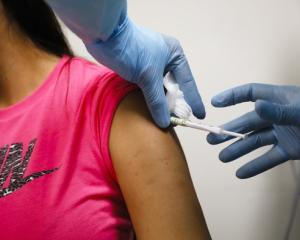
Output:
[{"xmin": 1, "ymin": 0, "xmax": 73, "ymax": 57}]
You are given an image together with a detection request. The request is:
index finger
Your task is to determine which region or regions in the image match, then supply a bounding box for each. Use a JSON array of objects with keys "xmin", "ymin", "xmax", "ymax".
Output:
[
  {"xmin": 211, "ymin": 83, "xmax": 279, "ymax": 108},
  {"xmin": 172, "ymin": 57, "xmax": 206, "ymax": 119}
]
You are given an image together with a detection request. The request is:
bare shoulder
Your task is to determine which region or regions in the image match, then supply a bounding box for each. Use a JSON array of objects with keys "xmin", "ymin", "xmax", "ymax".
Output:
[
  {"xmin": 109, "ymin": 89, "xmax": 210, "ymax": 240},
  {"xmin": 110, "ymin": 89, "xmax": 182, "ymax": 163}
]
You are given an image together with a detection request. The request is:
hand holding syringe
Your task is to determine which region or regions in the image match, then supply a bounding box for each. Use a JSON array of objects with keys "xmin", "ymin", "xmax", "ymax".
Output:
[{"xmin": 164, "ymin": 73, "xmax": 247, "ymax": 140}]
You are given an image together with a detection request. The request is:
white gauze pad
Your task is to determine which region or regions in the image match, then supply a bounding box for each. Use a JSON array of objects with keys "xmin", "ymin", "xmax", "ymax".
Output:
[{"xmin": 163, "ymin": 73, "xmax": 192, "ymax": 120}]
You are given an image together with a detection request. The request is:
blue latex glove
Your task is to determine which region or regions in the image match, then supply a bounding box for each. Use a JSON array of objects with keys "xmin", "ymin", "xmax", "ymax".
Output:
[
  {"xmin": 85, "ymin": 17, "xmax": 206, "ymax": 127},
  {"xmin": 45, "ymin": 0, "xmax": 206, "ymax": 128},
  {"xmin": 207, "ymin": 83, "xmax": 300, "ymax": 179},
  {"xmin": 45, "ymin": 0, "xmax": 127, "ymax": 42}
]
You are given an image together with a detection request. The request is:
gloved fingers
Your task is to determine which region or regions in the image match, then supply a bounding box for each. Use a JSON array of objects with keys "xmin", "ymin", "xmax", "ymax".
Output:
[
  {"xmin": 140, "ymin": 79, "xmax": 171, "ymax": 128},
  {"xmin": 236, "ymin": 146, "xmax": 290, "ymax": 179},
  {"xmin": 207, "ymin": 111, "xmax": 271, "ymax": 145},
  {"xmin": 171, "ymin": 56, "xmax": 206, "ymax": 119},
  {"xmin": 256, "ymin": 100, "xmax": 300, "ymax": 126},
  {"xmin": 219, "ymin": 129, "xmax": 277, "ymax": 163},
  {"xmin": 211, "ymin": 83, "xmax": 281, "ymax": 108}
]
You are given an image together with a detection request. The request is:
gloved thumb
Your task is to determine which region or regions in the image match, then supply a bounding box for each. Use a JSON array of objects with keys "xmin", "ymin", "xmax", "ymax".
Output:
[
  {"xmin": 255, "ymin": 100, "xmax": 300, "ymax": 126},
  {"xmin": 140, "ymin": 79, "xmax": 171, "ymax": 128}
]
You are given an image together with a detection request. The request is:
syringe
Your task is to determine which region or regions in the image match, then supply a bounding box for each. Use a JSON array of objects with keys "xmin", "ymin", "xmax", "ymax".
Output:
[
  {"xmin": 164, "ymin": 73, "xmax": 246, "ymax": 139},
  {"xmin": 170, "ymin": 117, "xmax": 247, "ymax": 139}
]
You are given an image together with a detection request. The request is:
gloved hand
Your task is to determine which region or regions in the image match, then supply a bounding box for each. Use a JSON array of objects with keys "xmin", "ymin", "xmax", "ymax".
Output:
[
  {"xmin": 85, "ymin": 17, "xmax": 206, "ymax": 128},
  {"xmin": 46, "ymin": 0, "xmax": 206, "ymax": 128},
  {"xmin": 207, "ymin": 83, "xmax": 300, "ymax": 179}
]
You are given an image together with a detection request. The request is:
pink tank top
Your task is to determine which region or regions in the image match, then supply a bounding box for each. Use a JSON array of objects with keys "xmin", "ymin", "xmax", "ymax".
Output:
[{"xmin": 0, "ymin": 55, "xmax": 138, "ymax": 240}]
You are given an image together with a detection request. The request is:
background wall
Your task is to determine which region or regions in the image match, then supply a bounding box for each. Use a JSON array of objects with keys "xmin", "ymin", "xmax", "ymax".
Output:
[{"xmin": 62, "ymin": 0, "xmax": 300, "ymax": 239}]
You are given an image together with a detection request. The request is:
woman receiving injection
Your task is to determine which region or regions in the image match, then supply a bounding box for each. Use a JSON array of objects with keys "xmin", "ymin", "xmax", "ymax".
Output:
[{"xmin": 0, "ymin": 1, "xmax": 210, "ymax": 239}]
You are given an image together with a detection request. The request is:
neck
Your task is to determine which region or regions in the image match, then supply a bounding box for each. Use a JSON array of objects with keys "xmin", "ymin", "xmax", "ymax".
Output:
[{"xmin": 0, "ymin": 17, "xmax": 61, "ymax": 108}]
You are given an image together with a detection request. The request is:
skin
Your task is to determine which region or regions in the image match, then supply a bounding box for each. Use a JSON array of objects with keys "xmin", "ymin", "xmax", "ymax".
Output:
[
  {"xmin": 110, "ymin": 90, "xmax": 211, "ymax": 240},
  {"xmin": 0, "ymin": 4, "xmax": 211, "ymax": 239},
  {"xmin": 0, "ymin": 5, "xmax": 60, "ymax": 108}
]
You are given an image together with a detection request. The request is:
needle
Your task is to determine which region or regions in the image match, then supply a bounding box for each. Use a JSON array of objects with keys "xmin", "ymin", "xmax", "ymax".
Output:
[{"xmin": 170, "ymin": 117, "xmax": 247, "ymax": 139}]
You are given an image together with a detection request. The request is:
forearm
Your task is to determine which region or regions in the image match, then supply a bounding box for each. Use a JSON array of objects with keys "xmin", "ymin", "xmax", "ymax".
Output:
[{"xmin": 45, "ymin": 0, "xmax": 127, "ymax": 42}]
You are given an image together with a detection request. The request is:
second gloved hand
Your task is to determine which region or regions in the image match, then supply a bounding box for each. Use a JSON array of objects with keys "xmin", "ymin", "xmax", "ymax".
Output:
[
  {"xmin": 207, "ymin": 83, "xmax": 300, "ymax": 179},
  {"xmin": 85, "ymin": 16, "xmax": 206, "ymax": 128}
]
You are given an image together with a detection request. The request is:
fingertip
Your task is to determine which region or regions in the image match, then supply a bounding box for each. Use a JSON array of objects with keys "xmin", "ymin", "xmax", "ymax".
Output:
[
  {"xmin": 146, "ymin": 97, "xmax": 171, "ymax": 128},
  {"xmin": 219, "ymin": 150, "xmax": 232, "ymax": 163},
  {"xmin": 153, "ymin": 112, "xmax": 171, "ymax": 128},
  {"xmin": 184, "ymin": 90, "xmax": 206, "ymax": 119},
  {"xmin": 206, "ymin": 134, "xmax": 215, "ymax": 145},
  {"xmin": 206, "ymin": 133, "xmax": 222, "ymax": 145},
  {"xmin": 211, "ymin": 93, "xmax": 230, "ymax": 107},
  {"xmin": 211, "ymin": 96, "xmax": 223, "ymax": 107},
  {"xmin": 236, "ymin": 166, "xmax": 257, "ymax": 179},
  {"xmin": 193, "ymin": 106, "xmax": 206, "ymax": 119},
  {"xmin": 158, "ymin": 119, "xmax": 171, "ymax": 128},
  {"xmin": 144, "ymin": 84, "xmax": 171, "ymax": 128},
  {"xmin": 236, "ymin": 169, "xmax": 249, "ymax": 179}
]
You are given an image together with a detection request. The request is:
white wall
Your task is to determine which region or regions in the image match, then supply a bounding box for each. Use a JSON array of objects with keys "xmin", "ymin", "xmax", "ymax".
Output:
[{"xmin": 63, "ymin": 0, "xmax": 300, "ymax": 239}]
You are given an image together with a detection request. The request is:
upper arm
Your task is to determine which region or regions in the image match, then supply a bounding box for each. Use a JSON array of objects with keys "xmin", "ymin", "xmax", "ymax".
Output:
[{"xmin": 109, "ymin": 90, "xmax": 210, "ymax": 240}]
